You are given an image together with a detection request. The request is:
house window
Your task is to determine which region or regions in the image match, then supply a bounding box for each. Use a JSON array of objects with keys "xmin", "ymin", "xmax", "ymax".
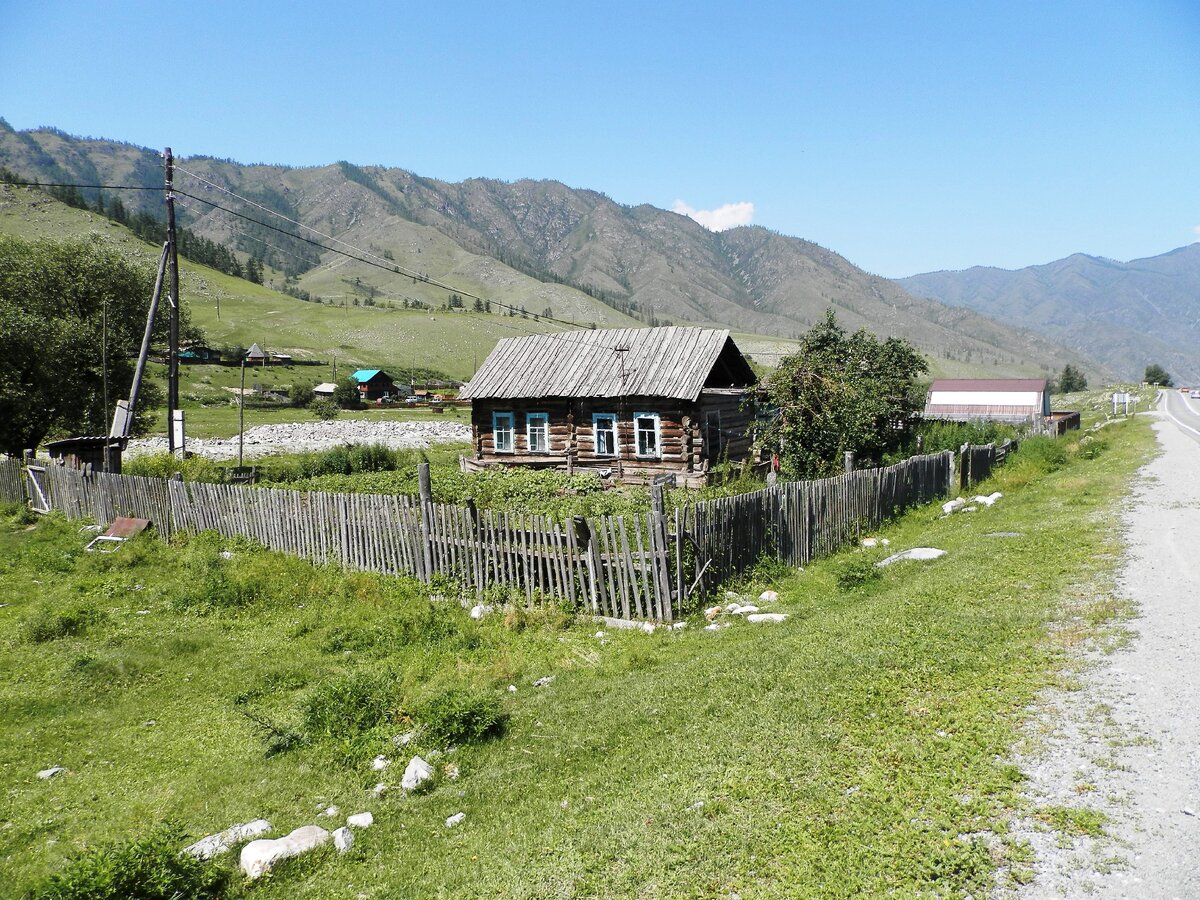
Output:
[
  {"xmin": 526, "ymin": 412, "xmax": 549, "ymax": 454},
  {"xmin": 593, "ymin": 413, "xmax": 617, "ymax": 457},
  {"xmin": 492, "ymin": 412, "xmax": 515, "ymax": 453},
  {"xmin": 634, "ymin": 412, "xmax": 661, "ymax": 458}
]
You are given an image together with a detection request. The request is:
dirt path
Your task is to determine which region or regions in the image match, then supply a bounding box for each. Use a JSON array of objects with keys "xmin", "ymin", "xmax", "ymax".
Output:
[{"xmin": 1005, "ymin": 409, "xmax": 1200, "ymax": 897}]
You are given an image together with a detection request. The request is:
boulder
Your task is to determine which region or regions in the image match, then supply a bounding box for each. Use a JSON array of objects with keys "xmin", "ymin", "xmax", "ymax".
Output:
[
  {"xmin": 730, "ymin": 605, "xmax": 760, "ymax": 616},
  {"xmin": 942, "ymin": 497, "xmax": 967, "ymax": 515},
  {"xmin": 333, "ymin": 826, "xmax": 354, "ymax": 853},
  {"xmin": 758, "ymin": 590, "xmax": 779, "ymax": 602},
  {"xmin": 184, "ymin": 819, "xmax": 272, "ymax": 860},
  {"xmin": 371, "ymin": 755, "xmax": 390, "ymax": 771},
  {"xmin": 876, "ymin": 548, "xmax": 946, "ymax": 567},
  {"xmin": 240, "ymin": 825, "xmax": 331, "ymax": 879},
  {"xmin": 346, "ymin": 812, "xmax": 373, "ymax": 829},
  {"xmin": 393, "ymin": 731, "xmax": 416, "ymax": 747},
  {"xmin": 402, "ymin": 755, "xmax": 434, "ymax": 792},
  {"xmin": 746, "ymin": 613, "xmax": 789, "ymax": 624}
]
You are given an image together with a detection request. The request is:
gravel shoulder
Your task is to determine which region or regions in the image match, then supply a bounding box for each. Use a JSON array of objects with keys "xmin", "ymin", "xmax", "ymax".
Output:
[
  {"xmin": 1004, "ymin": 412, "xmax": 1200, "ymax": 898},
  {"xmin": 125, "ymin": 419, "xmax": 472, "ymax": 461}
]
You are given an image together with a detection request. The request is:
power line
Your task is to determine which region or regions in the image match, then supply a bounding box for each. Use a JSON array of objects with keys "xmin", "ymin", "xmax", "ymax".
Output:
[{"xmin": 2, "ymin": 180, "xmax": 162, "ymax": 192}]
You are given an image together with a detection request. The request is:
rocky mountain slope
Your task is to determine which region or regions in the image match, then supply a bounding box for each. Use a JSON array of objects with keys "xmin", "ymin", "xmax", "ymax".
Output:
[
  {"xmin": 898, "ymin": 245, "xmax": 1200, "ymax": 383},
  {"xmin": 0, "ymin": 119, "xmax": 1098, "ymax": 378}
]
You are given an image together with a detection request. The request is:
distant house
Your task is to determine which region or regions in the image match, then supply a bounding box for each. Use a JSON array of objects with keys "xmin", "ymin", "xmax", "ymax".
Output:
[
  {"xmin": 351, "ymin": 369, "xmax": 397, "ymax": 402},
  {"xmin": 246, "ymin": 343, "xmax": 268, "ymax": 365},
  {"xmin": 313, "ymin": 382, "xmax": 338, "ymax": 398},
  {"xmin": 179, "ymin": 343, "xmax": 221, "ymax": 364},
  {"xmin": 459, "ymin": 326, "xmax": 759, "ymax": 486},
  {"xmin": 923, "ymin": 379, "xmax": 1051, "ymax": 423}
]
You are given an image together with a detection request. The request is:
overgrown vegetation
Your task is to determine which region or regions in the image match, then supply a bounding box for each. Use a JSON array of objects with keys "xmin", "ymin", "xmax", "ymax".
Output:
[{"xmin": 1, "ymin": 413, "xmax": 1153, "ymax": 896}]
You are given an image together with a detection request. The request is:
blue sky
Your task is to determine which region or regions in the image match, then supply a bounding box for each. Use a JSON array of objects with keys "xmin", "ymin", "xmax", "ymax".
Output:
[{"xmin": 2, "ymin": 0, "xmax": 1198, "ymax": 277}]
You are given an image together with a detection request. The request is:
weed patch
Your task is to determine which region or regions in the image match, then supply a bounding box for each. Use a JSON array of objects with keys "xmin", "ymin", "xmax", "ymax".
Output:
[{"xmin": 411, "ymin": 686, "xmax": 508, "ymax": 747}]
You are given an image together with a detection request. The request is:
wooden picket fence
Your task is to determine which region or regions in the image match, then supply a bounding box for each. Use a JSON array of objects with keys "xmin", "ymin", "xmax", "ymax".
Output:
[
  {"xmin": 958, "ymin": 438, "xmax": 1019, "ymax": 491},
  {"xmin": 1, "ymin": 444, "xmax": 1002, "ymax": 621}
]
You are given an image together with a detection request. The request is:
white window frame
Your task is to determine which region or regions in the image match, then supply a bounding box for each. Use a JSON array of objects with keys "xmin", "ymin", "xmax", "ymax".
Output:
[
  {"xmin": 592, "ymin": 413, "xmax": 618, "ymax": 457},
  {"xmin": 526, "ymin": 412, "xmax": 549, "ymax": 454},
  {"xmin": 492, "ymin": 411, "xmax": 515, "ymax": 454},
  {"xmin": 634, "ymin": 411, "xmax": 662, "ymax": 459}
]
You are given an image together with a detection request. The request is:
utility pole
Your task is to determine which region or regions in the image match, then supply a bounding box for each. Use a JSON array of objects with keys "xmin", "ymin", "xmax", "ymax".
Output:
[
  {"xmin": 239, "ymin": 358, "xmax": 246, "ymax": 468},
  {"xmin": 165, "ymin": 147, "xmax": 182, "ymax": 453}
]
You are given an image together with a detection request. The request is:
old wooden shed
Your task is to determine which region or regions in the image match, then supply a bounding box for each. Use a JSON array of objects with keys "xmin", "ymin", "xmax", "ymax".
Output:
[{"xmin": 459, "ymin": 326, "xmax": 758, "ymax": 486}]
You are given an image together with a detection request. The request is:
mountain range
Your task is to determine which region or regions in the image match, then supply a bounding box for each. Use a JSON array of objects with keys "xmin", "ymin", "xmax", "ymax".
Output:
[
  {"xmin": 0, "ymin": 119, "xmax": 1111, "ymax": 381},
  {"xmin": 897, "ymin": 245, "xmax": 1200, "ymax": 384}
]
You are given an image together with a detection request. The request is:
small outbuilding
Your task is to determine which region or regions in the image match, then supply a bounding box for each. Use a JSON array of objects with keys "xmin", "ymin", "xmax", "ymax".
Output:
[
  {"xmin": 45, "ymin": 435, "xmax": 124, "ymax": 474},
  {"xmin": 313, "ymin": 382, "xmax": 338, "ymax": 398},
  {"xmin": 459, "ymin": 326, "xmax": 759, "ymax": 486},
  {"xmin": 923, "ymin": 378, "xmax": 1051, "ymax": 423}
]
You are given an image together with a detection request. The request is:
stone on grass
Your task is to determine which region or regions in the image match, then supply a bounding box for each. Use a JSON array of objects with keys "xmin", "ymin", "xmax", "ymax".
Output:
[
  {"xmin": 333, "ymin": 826, "xmax": 354, "ymax": 853},
  {"xmin": 393, "ymin": 731, "xmax": 416, "ymax": 747},
  {"xmin": 758, "ymin": 590, "xmax": 779, "ymax": 602},
  {"xmin": 671, "ymin": 621, "xmax": 687, "ymax": 630},
  {"xmin": 704, "ymin": 606, "xmax": 722, "ymax": 620},
  {"xmin": 469, "ymin": 603, "xmax": 493, "ymax": 620},
  {"xmin": 184, "ymin": 819, "xmax": 273, "ymax": 860},
  {"xmin": 402, "ymin": 755, "xmax": 434, "ymax": 791},
  {"xmin": 861, "ymin": 538, "xmax": 879, "ymax": 548},
  {"xmin": 640, "ymin": 621, "xmax": 656, "ymax": 634},
  {"xmin": 372, "ymin": 783, "xmax": 388, "ymax": 798},
  {"xmin": 507, "ymin": 684, "xmax": 517, "ymax": 693},
  {"xmin": 942, "ymin": 497, "xmax": 967, "ymax": 515},
  {"xmin": 730, "ymin": 605, "xmax": 760, "ymax": 616},
  {"xmin": 445, "ymin": 812, "xmax": 465, "ymax": 828},
  {"xmin": 37, "ymin": 767, "xmax": 66, "ymax": 780},
  {"xmin": 371, "ymin": 755, "xmax": 390, "ymax": 771},
  {"xmin": 318, "ymin": 805, "xmax": 339, "ymax": 818},
  {"xmin": 703, "ymin": 622, "xmax": 729, "ymax": 631},
  {"xmin": 746, "ymin": 613, "xmax": 788, "ymax": 624},
  {"xmin": 240, "ymin": 825, "xmax": 331, "ymax": 879},
  {"xmin": 533, "ymin": 675, "xmax": 555, "ymax": 687},
  {"xmin": 346, "ymin": 812, "xmax": 373, "ymax": 829},
  {"xmin": 876, "ymin": 548, "xmax": 947, "ymax": 567}
]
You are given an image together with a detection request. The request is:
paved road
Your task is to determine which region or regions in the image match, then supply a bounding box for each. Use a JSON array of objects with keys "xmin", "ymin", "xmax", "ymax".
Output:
[{"xmin": 1009, "ymin": 398, "xmax": 1200, "ymax": 898}]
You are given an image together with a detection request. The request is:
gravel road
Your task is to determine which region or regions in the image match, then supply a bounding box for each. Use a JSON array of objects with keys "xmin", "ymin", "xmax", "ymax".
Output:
[
  {"xmin": 125, "ymin": 419, "xmax": 472, "ymax": 461},
  {"xmin": 1003, "ymin": 402, "xmax": 1200, "ymax": 898}
]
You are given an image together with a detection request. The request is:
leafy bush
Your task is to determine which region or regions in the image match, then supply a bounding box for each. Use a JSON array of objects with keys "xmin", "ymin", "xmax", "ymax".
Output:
[
  {"xmin": 32, "ymin": 822, "xmax": 229, "ymax": 900},
  {"xmin": 309, "ymin": 397, "xmax": 339, "ymax": 420},
  {"xmin": 1008, "ymin": 435, "xmax": 1068, "ymax": 473},
  {"xmin": 24, "ymin": 602, "xmax": 106, "ymax": 643},
  {"xmin": 290, "ymin": 380, "xmax": 316, "ymax": 407},
  {"xmin": 302, "ymin": 670, "xmax": 397, "ymax": 739},
  {"xmin": 412, "ymin": 686, "xmax": 508, "ymax": 746},
  {"xmin": 833, "ymin": 555, "xmax": 882, "ymax": 592},
  {"xmin": 913, "ymin": 420, "xmax": 1019, "ymax": 455},
  {"xmin": 123, "ymin": 452, "xmax": 226, "ymax": 483}
]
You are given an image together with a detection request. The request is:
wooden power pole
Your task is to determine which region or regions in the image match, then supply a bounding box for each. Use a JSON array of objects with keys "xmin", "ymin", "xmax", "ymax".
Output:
[{"xmin": 165, "ymin": 147, "xmax": 182, "ymax": 453}]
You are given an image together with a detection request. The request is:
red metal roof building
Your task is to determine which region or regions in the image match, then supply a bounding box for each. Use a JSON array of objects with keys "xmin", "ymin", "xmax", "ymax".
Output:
[{"xmin": 923, "ymin": 378, "xmax": 1051, "ymax": 423}]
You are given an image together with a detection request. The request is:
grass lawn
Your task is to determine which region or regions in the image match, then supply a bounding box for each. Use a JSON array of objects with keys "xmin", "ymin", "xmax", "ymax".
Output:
[{"xmin": 0, "ymin": 417, "xmax": 1152, "ymax": 897}]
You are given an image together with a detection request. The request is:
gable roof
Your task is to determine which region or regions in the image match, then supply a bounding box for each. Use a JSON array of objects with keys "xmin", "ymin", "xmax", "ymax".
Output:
[
  {"xmin": 351, "ymin": 369, "xmax": 388, "ymax": 382},
  {"xmin": 929, "ymin": 378, "xmax": 1047, "ymax": 393},
  {"xmin": 246, "ymin": 342, "xmax": 266, "ymax": 358},
  {"xmin": 460, "ymin": 326, "xmax": 755, "ymax": 401}
]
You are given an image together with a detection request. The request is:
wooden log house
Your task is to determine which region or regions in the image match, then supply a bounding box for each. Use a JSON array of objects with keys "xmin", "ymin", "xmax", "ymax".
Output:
[{"xmin": 459, "ymin": 326, "xmax": 760, "ymax": 486}]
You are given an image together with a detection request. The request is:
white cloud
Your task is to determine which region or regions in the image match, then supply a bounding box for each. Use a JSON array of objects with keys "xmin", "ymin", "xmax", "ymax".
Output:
[{"xmin": 672, "ymin": 199, "xmax": 754, "ymax": 232}]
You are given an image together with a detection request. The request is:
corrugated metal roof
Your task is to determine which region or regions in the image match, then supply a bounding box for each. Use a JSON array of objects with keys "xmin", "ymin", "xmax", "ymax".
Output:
[
  {"xmin": 459, "ymin": 326, "xmax": 752, "ymax": 401},
  {"xmin": 352, "ymin": 369, "xmax": 382, "ymax": 382},
  {"xmin": 929, "ymin": 378, "xmax": 1047, "ymax": 392}
]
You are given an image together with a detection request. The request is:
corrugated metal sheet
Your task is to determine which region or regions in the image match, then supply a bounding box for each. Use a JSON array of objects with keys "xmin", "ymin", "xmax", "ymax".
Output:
[
  {"xmin": 460, "ymin": 327, "xmax": 748, "ymax": 401},
  {"xmin": 929, "ymin": 378, "xmax": 1047, "ymax": 392},
  {"xmin": 352, "ymin": 369, "xmax": 382, "ymax": 382}
]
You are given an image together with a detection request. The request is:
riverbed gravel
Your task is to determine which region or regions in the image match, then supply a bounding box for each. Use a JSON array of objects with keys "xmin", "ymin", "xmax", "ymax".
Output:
[
  {"xmin": 999, "ymin": 411, "xmax": 1200, "ymax": 898},
  {"xmin": 126, "ymin": 419, "xmax": 472, "ymax": 461}
]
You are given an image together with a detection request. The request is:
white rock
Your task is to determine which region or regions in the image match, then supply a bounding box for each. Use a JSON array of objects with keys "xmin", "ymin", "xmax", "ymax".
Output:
[
  {"xmin": 881, "ymin": 539, "xmax": 891, "ymax": 546},
  {"xmin": 333, "ymin": 826, "xmax": 355, "ymax": 853},
  {"xmin": 371, "ymin": 755, "xmax": 390, "ymax": 771},
  {"xmin": 533, "ymin": 675, "xmax": 555, "ymax": 687},
  {"xmin": 724, "ymin": 591, "xmax": 741, "ymax": 600},
  {"xmin": 372, "ymin": 783, "xmax": 388, "ymax": 798},
  {"xmin": 184, "ymin": 819, "xmax": 273, "ymax": 860},
  {"xmin": 942, "ymin": 497, "xmax": 967, "ymax": 514},
  {"xmin": 704, "ymin": 622, "xmax": 728, "ymax": 631},
  {"xmin": 37, "ymin": 766, "xmax": 66, "ymax": 780},
  {"xmin": 219, "ymin": 550, "xmax": 234, "ymax": 560},
  {"xmin": 963, "ymin": 506, "xmax": 978, "ymax": 512},
  {"xmin": 393, "ymin": 731, "xmax": 416, "ymax": 747},
  {"xmin": 402, "ymin": 755, "xmax": 434, "ymax": 791},
  {"xmin": 730, "ymin": 605, "xmax": 760, "ymax": 616},
  {"xmin": 686, "ymin": 800, "xmax": 705, "ymax": 811},
  {"xmin": 746, "ymin": 613, "xmax": 789, "ymax": 624},
  {"xmin": 594, "ymin": 630, "xmax": 606, "ymax": 639},
  {"xmin": 469, "ymin": 603, "xmax": 493, "ymax": 620},
  {"xmin": 726, "ymin": 603, "xmax": 743, "ymax": 615},
  {"xmin": 346, "ymin": 812, "xmax": 373, "ymax": 829},
  {"xmin": 671, "ymin": 621, "xmax": 687, "ymax": 630},
  {"xmin": 640, "ymin": 621, "xmax": 656, "ymax": 633},
  {"xmin": 877, "ymin": 548, "xmax": 947, "ymax": 567},
  {"xmin": 240, "ymin": 825, "xmax": 331, "ymax": 879},
  {"xmin": 318, "ymin": 805, "xmax": 339, "ymax": 818},
  {"xmin": 861, "ymin": 538, "xmax": 879, "ymax": 548},
  {"xmin": 445, "ymin": 812, "xmax": 465, "ymax": 828},
  {"xmin": 507, "ymin": 684, "xmax": 517, "ymax": 693},
  {"xmin": 759, "ymin": 590, "xmax": 779, "ymax": 602}
]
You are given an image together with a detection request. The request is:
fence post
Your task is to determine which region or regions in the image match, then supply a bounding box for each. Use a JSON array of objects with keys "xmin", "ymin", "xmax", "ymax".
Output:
[
  {"xmin": 959, "ymin": 443, "xmax": 970, "ymax": 492},
  {"xmin": 649, "ymin": 485, "xmax": 673, "ymax": 622},
  {"xmin": 418, "ymin": 462, "xmax": 434, "ymax": 583},
  {"xmin": 574, "ymin": 516, "xmax": 599, "ymax": 613},
  {"xmin": 844, "ymin": 451, "xmax": 854, "ymax": 474}
]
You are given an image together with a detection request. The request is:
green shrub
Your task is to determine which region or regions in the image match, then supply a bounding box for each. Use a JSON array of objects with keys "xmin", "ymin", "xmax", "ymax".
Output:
[
  {"xmin": 32, "ymin": 822, "xmax": 229, "ymax": 900},
  {"xmin": 1009, "ymin": 435, "xmax": 1069, "ymax": 473},
  {"xmin": 833, "ymin": 555, "xmax": 882, "ymax": 592},
  {"xmin": 309, "ymin": 397, "xmax": 339, "ymax": 420},
  {"xmin": 413, "ymin": 687, "xmax": 508, "ymax": 746},
  {"xmin": 914, "ymin": 420, "xmax": 1019, "ymax": 454},
  {"xmin": 302, "ymin": 670, "xmax": 397, "ymax": 739},
  {"xmin": 24, "ymin": 603, "xmax": 106, "ymax": 643}
]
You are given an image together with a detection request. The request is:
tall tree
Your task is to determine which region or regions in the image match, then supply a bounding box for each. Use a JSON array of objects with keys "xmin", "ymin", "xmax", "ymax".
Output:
[
  {"xmin": 1056, "ymin": 364, "xmax": 1088, "ymax": 393},
  {"xmin": 758, "ymin": 310, "xmax": 928, "ymax": 478},
  {"xmin": 1144, "ymin": 364, "xmax": 1173, "ymax": 387},
  {"xmin": 0, "ymin": 235, "xmax": 191, "ymax": 454}
]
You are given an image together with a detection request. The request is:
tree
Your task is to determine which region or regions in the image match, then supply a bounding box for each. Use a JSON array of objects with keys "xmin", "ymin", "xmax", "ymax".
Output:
[
  {"xmin": 289, "ymin": 381, "xmax": 316, "ymax": 408},
  {"xmin": 0, "ymin": 235, "xmax": 189, "ymax": 455},
  {"xmin": 1144, "ymin": 364, "xmax": 1173, "ymax": 387},
  {"xmin": 1057, "ymin": 364, "xmax": 1088, "ymax": 393},
  {"xmin": 757, "ymin": 310, "xmax": 928, "ymax": 479},
  {"xmin": 332, "ymin": 377, "xmax": 362, "ymax": 409},
  {"xmin": 309, "ymin": 398, "xmax": 339, "ymax": 420}
]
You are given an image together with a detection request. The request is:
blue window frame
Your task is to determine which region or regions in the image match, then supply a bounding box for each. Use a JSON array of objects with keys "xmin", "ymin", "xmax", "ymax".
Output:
[
  {"xmin": 492, "ymin": 411, "xmax": 515, "ymax": 453},
  {"xmin": 593, "ymin": 413, "xmax": 617, "ymax": 456}
]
